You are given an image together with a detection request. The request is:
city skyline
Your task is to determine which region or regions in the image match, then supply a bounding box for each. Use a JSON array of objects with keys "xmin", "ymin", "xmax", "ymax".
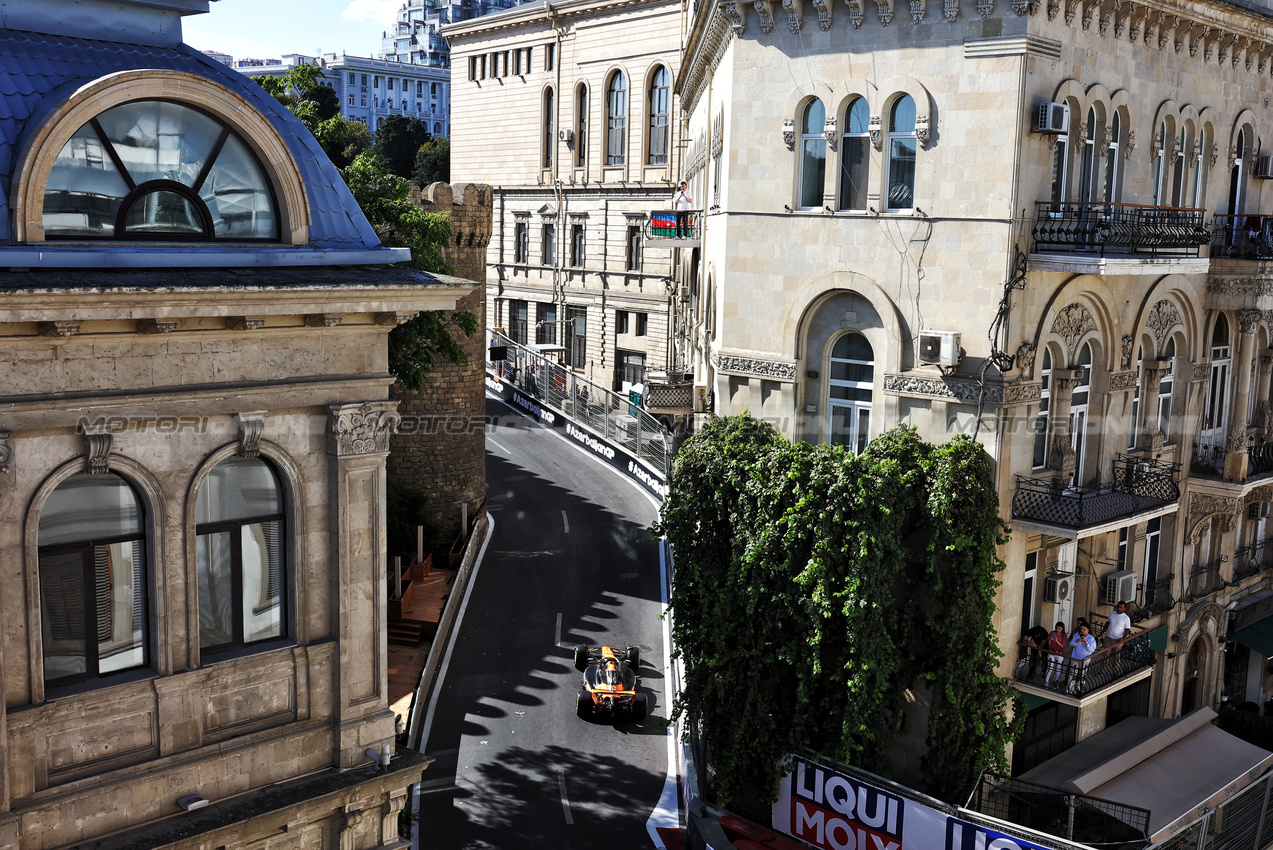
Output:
[{"xmin": 183, "ymin": 0, "xmax": 400, "ymax": 61}]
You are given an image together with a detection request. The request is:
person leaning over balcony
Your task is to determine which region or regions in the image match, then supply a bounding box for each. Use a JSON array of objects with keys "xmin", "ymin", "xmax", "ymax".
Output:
[
  {"xmin": 1044, "ymin": 621, "xmax": 1068, "ymax": 687},
  {"xmin": 1106, "ymin": 601, "xmax": 1131, "ymax": 646},
  {"xmin": 674, "ymin": 181, "xmax": 694, "ymax": 237},
  {"xmin": 1022, "ymin": 624, "xmax": 1049, "ymax": 681}
]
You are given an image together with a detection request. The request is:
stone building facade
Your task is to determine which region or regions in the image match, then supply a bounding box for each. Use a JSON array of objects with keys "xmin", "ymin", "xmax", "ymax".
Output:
[
  {"xmin": 680, "ymin": 0, "xmax": 1273, "ymax": 775},
  {"xmin": 445, "ymin": 0, "xmax": 685, "ymax": 393},
  {"xmin": 0, "ymin": 1, "xmax": 474, "ymax": 847}
]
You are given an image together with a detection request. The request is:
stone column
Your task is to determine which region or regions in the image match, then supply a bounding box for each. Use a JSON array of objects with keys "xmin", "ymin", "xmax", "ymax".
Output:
[
  {"xmin": 1256, "ymin": 353, "xmax": 1273, "ymax": 440},
  {"xmin": 328, "ymin": 401, "xmax": 401, "ymax": 769},
  {"xmin": 1224, "ymin": 310, "xmax": 1261, "ymax": 482},
  {"xmin": 1048, "ymin": 371, "xmax": 1081, "ymax": 485},
  {"xmin": 1137, "ymin": 360, "xmax": 1171, "ymax": 453}
]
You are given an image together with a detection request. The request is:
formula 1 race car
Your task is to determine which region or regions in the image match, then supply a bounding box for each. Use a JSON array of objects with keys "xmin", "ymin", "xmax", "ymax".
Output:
[{"xmin": 573, "ymin": 644, "xmax": 648, "ymax": 720}]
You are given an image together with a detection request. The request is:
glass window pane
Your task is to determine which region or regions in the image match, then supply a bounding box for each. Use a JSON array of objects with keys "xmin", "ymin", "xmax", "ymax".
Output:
[
  {"xmin": 198, "ymin": 531, "xmax": 234, "ymax": 650},
  {"xmin": 839, "ymin": 137, "xmax": 869, "ymax": 211},
  {"xmin": 888, "ymin": 138, "xmax": 916, "ymax": 209},
  {"xmin": 857, "ymin": 408, "xmax": 870, "ymax": 455},
  {"xmin": 196, "ymin": 457, "xmax": 282, "ymax": 524},
  {"xmin": 40, "ymin": 473, "xmax": 143, "ymax": 546},
  {"xmin": 43, "ymin": 124, "xmax": 130, "ymax": 236},
  {"xmin": 832, "ymin": 333, "xmax": 873, "ymax": 361},
  {"xmin": 830, "ymin": 361, "xmax": 874, "ymax": 383},
  {"xmin": 829, "ymin": 385, "xmax": 873, "ymax": 401},
  {"xmin": 847, "ymin": 98, "xmax": 869, "ymax": 134},
  {"xmin": 242, "ymin": 521, "xmax": 283, "ymax": 643},
  {"xmin": 889, "ymin": 96, "xmax": 915, "ymax": 133},
  {"xmin": 802, "ymin": 100, "xmax": 825, "ymax": 134},
  {"xmin": 95, "ymin": 101, "xmax": 222, "ymax": 188},
  {"xmin": 201, "ymin": 135, "xmax": 276, "ymax": 239},
  {"xmin": 800, "ymin": 139, "xmax": 826, "ymax": 208},
  {"xmin": 122, "ymin": 190, "xmax": 204, "ymax": 235},
  {"xmin": 40, "ymin": 550, "xmax": 87, "ymax": 683},
  {"xmin": 96, "ymin": 540, "xmax": 146, "ymax": 674},
  {"xmin": 829, "ymin": 406, "xmax": 853, "ymax": 446}
]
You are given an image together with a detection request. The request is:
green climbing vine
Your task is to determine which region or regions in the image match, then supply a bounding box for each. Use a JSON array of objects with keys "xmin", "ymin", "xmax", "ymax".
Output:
[{"xmin": 653, "ymin": 414, "xmax": 1023, "ymax": 807}]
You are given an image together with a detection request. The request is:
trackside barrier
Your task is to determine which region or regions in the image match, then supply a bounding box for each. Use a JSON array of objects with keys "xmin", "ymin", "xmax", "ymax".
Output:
[{"xmin": 1147, "ymin": 765, "xmax": 1273, "ymax": 850}]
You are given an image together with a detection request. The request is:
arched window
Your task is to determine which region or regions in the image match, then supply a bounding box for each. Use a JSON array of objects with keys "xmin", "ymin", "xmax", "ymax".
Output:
[
  {"xmin": 1229, "ymin": 128, "xmax": 1248, "ymax": 219},
  {"xmin": 828, "ymin": 332, "xmax": 873, "ymax": 454},
  {"xmin": 1192, "ymin": 126, "xmax": 1207, "ymax": 208},
  {"xmin": 1050, "ymin": 110, "xmax": 1070, "ymax": 206},
  {"xmin": 798, "ymin": 99, "xmax": 826, "ymax": 209},
  {"xmin": 1129, "ymin": 345, "xmax": 1143, "ymax": 450},
  {"xmin": 1171, "ymin": 125, "xmax": 1188, "ymax": 207},
  {"xmin": 576, "ymin": 83, "xmax": 588, "ymax": 167},
  {"xmin": 1159, "ymin": 337, "xmax": 1176, "ymax": 439},
  {"xmin": 1152, "ymin": 120, "xmax": 1169, "ymax": 206},
  {"xmin": 38, "ymin": 472, "xmax": 148, "ymax": 688},
  {"xmin": 1204, "ymin": 315, "xmax": 1231, "ymax": 444},
  {"xmin": 1104, "ymin": 111, "xmax": 1121, "ymax": 202},
  {"xmin": 838, "ymin": 97, "xmax": 869, "ymax": 211},
  {"xmin": 1079, "ymin": 107, "xmax": 1098, "ymax": 204},
  {"xmin": 196, "ymin": 457, "xmax": 287, "ymax": 654},
  {"xmin": 543, "ymin": 87, "xmax": 555, "ymax": 168},
  {"xmin": 606, "ymin": 71, "xmax": 627, "ymax": 166},
  {"xmin": 647, "ymin": 66, "xmax": 670, "ymax": 166},
  {"xmin": 1033, "ymin": 348, "xmax": 1052, "ymax": 468},
  {"xmin": 1071, "ymin": 342, "xmax": 1093, "ymax": 487},
  {"xmin": 43, "ymin": 100, "xmax": 278, "ymax": 240},
  {"xmin": 886, "ymin": 95, "xmax": 916, "ymax": 211}
]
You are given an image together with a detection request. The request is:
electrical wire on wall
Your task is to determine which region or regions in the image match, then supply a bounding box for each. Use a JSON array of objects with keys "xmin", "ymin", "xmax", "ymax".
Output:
[{"xmin": 972, "ymin": 248, "xmax": 1028, "ymax": 443}]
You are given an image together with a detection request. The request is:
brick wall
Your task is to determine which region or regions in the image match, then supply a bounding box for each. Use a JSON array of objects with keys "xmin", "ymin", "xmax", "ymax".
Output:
[{"xmin": 389, "ymin": 182, "xmax": 492, "ymax": 545}]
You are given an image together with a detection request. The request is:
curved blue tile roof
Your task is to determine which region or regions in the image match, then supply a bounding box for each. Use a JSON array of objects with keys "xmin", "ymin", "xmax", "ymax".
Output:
[{"xmin": 0, "ymin": 29, "xmax": 383, "ymax": 251}]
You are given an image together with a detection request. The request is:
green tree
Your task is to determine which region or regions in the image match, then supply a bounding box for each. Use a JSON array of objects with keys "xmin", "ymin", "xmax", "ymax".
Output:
[
  {"xmin": 340, "ymin": 151, "xmax": 476, "ymax": 389},
  {"xmin": 311, "ymin": 114, "xmax": 373, "ymax": 169},
  {"xmin": 375, "ymin": 115, "xmax": 433, "ymax": 180},
  {"xmin": 654, "ymin": 415, "xmax": 1022, "ymax": 806},
  {"xmin": 412, "ymin": 138, "xmax": 450, "ymax": 187}
]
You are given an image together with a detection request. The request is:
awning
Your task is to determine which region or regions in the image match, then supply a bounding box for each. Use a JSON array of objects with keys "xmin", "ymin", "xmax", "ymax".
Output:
[{"xmin": 1233, "ymin": 615, "xmax": 1273, "ymax": 658}]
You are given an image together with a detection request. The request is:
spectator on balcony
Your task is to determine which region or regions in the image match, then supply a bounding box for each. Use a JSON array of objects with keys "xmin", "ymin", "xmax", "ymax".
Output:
[
  {"xmin": 1068, "ymin": 622, "xmax": 1097, "ymax": 661},
  {"xmin": 1021, "ymin": 625, "xmax": 1049, "ymax": 681},
  {"xmin": 1044, "ymin": 621, "xmax": 1068, "ymax": 687},
  {"xmin": 1106, "ymin": 601, "xmax": 1131, "ymax": 646},
  {"xmin": 674, "ymin": 181, "xmax": 694, "ymax": 237}
]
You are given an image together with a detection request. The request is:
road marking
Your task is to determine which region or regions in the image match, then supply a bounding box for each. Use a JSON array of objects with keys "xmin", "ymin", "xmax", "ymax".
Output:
[
  {"xmin": 561, "ymin": 509, "xmax": 570, "ymax": 533},
  {"xmin": 488, "ymin": 438, "xmax": 511, "ymax": 454},
  {"xmin": 646, "ymin": 539, "xmax": 680, "ymax": 849},
  {"xmin": 555, "ymin": 611, "xmax": 563, "ymax": 646},
  {"xmin": 558, "ymin": 770, "xmax": 574, "ymax": 825}
]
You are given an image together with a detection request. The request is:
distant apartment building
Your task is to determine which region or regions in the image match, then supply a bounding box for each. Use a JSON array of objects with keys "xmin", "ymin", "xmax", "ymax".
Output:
[
  {"xmin": 202, "ymin": 48, "xmax": 232, "ymax": 65},
  {"xmin": 446, "ymin": 0, "xmax": 685, "ymax": 394},
  {"xmin": 380, "ymin": 0, "xmax": 535, "ymax": 69}
]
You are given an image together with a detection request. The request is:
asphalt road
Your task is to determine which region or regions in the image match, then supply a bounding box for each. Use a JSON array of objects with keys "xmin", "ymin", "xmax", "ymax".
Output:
[{"xmin": 417, "ymin": 397, "xmax": 669, "ymax": 849}]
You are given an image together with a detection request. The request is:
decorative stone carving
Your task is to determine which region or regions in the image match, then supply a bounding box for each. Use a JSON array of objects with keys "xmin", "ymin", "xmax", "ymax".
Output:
[
  {"xmin": 226, "ymin": 316, "xmax": 265, "ymax": 331},
  {"xmin": 1240, "ymin": 309, "xmax": 1262, "ymax": 334},
  {"xmin": 1193, "ymin": 361, "xmax": 1211, "ymax": 381},
  {"xmin": 915, "ymin": 115, "xmax": 931, "ymax": 148},
  {"xmin": 40, "ymin": 320, "xmax": 81, "ymax": 337},
  {"xmin": 1260, "ymin": 399, "xmax": 1273, "ymax": 439},
  {"xmin": 0, "ymin": 429, "xmax": 10, "ymax": 474},
  {"xmin": 236, "ymin": 411, "xmax": 266, "ymax": 459},
  {"xmin": 1189, "ymin": 493, "xmax": 1240, "ymax": 541},
  {"xmin": 944, "ymin": 0, "xmax": 959, "ymax": 19},
  {"xmin": 1080, "ymin": 1, "xmax": 1092, "ymax": 31},
  {"xmin": 846, "ymin": 0, "xmax": 865, "ymax": 27},
  {"xmin": 782, "ymin": 0, "xmax": 803, "ymax": 31},
  {"xmin": 1011, "ymin": 0, "xmax": 1036, "ymax": 14},
  {"xmin": 1003, "ymin": 382, "xmax": 1042, "ymax": 404},
  {"xmin": 976, "ymin": 0, "xmax": 992, "ymax": 16},
  {"xmin": 1209, "ymin": 142, "xmax": 1219, "ymax": 169},
  {"xmin": 1245, "ymin": 481, "xmax": 1273, "ymax": 506},
  {"xmin": 1108, "ymin": 370, "xmax": 1139, "ymax": 391},
  {"xmin": 83, "ymin": 429, "xmax": 112, "ymax": 475},
  {"xmin": 1063, "ymin": 0, "xmax": 1078, "ymax": 26},
  {"xmin": 1228, "ymin": 422, "xmax": 1250, "ymax": 454},
  {"xmin": 1016, "ymin": 342, "xmax": 1037, "ymax": 376},
  {"xmin": 304, "ymin": 313, "xmax": 343, "ymax": 328},
  {"xmin": 1051, "ymin": 304, "xmax": 1096, "ymax": 358},
  {"xmin": 877, "ymin": 0, "xmax": 893, "ymax": 25},
  {"xmin": 712, "ymin": 351, "xmax": 799, "ymax": 381},
  {"xmin": 138, "ymin": 318, "xmax": 179, "ymax": 334},
  {"xmin": 1175, "ymin": 20, "xmax": 1193, "ymax": 53},
  {"xmin": 1146, "ymin": 300, "xmax": 1182, "ymax": 351},
  {"xmin": 1120, "ymin": 334, "xmax": 1134, "ymax": 370},
  {"xmin": 1098, "ymin": 6, "xmax": 1111, "ymax": 36},
  {"xmin": 755, "ymin": 0, "xmax": 775, "ymax": 31},
  {"xmin": 1046, "ymin": 0, "xmax": 1058, "ymax": 20},
  {"xmin": 1125, "ymin": 129, "xmax": 1136, "ymax": 155},
  {"xmin": 823, "ymin": 115, "xmax": 838, "ymax": 150},
  {"xmin": 1049, "ymin": 435, "xmax": 1076, "ymax": 475},
  {"xmin": 722, "ymin": 1, "xmax": 747, "ymax": 33},
  {"xmin": 868, "ymin": 115, "xmax": 883, "ymax": 150},
  {"xmin": 882, "ymin": 373, "xmax": 1004, "ymax": 405},
  {"xmin": 1149, "ymin": 428, "xmax": 1166, "ymax": 454},
  {"xmin": 911, "ymin": 0, "xmax": 925, "ymax": 23},
  {"xmin": 782, "ymin": 118, "xmax": 796, "ymax": 150},
  {"xmin": 328, "ymin": 401, "xmax": 401, "ymax": 457},
  {"xmin": 811, "ymin": 0, "xmax": 832, "ymax": 28}
]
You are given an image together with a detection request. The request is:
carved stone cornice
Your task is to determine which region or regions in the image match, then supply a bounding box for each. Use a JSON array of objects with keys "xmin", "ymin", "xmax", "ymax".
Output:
[
  {"xmin": 226, "ymin": 316, "xmax": 265, "ymax": 331},
  {"xmin": 0, "ymin": 429, "xmax": 10, "ymax": 474},
  {"xmin": 1245, "ymin": 482, "xmax": 1273, "ymax": 506},
  {"xmin": 754, "ymin": 0, "xmax": 775, "ymax": 32},
  {"xmin": 328, "ymin": 401, "xmax": 401, "ymax": 457},
  {"xmin": 945, "ymin": 0, "xmax": 959, "ymax": 20},
  {"xmin": 304, "ymin": 313, "xmax": 344, "ymax": 328},
  {"xmin": 877, "ymin": 0, "xmax": 894, "ymax": 24},
  {"xmin": 910, "ymin": 0, "xmax": 925, "ymax": 23},
  {"xmin": 376, "ymin": 311, "xmax": 418, "ymax": 327},
  {"xmin": 977, "ymin": 0, "xmax": 993, "ymax": 16},
  {"xmin": 1051, "ymin": 303, "xmax": 1096, "ymax": 358},
  {"xmin": 1051, "ymin": 375, "xmax": 1081, "ymax": 395},
  {"xmin": 138, "ymin": 318, "xmax": 179, "ymax": 334},
  {"xmin": 882, "ymin": 373, "xmax": 1004, "ymax": 405},
  {"xmin": 1108, "ymin": 370, "xmax": 1139, "ymax": 391},
  {"xmin": 82, "ymin": 429, "xmax": 112, "ymax": 475},
  {"xmin": 721, "ymin": 0, "xmax": 746, "ymax": 33},
  {"xmin": 782, "ymin": 0, "xmax": 803, "ymax": 30},
  {"xmin": 712, "ymin": 351, "xmax": 798, "ymax": 382},
  {"xmin": 811, "ymin": 0, "xmax": 832, "ymax": 27},
  {"xmin": 823, "ymin": 115, "xmax": 838, "ymax": 150},
  {"xmin": 1239, "ymin": 309, "xmax": 1262, "ymax": 334},
  {"xmin": 1188, "ymin": 492, "xmax": 1240, "ymax": 541},
  {"xmin": 847, "ymin": 0, "xmax": 866, "ymax": 27},
  {"xmin": 1120, "ymin": 334, "xmax": 1134, "ymax": 370},
  {"xmin": 1146, "ymin": 299, "xmax": 1183, "ymax": 351},
  {"xmin": 1003, "ymin": 382, "xmax": 1042, "ymax": 404},
  {"xmin": 236, "ymin": 411, "xmax": 266, "ymax": 459}
]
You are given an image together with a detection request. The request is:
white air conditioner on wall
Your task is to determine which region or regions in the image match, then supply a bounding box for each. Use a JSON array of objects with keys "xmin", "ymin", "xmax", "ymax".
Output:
[
  {"xmin": 558, "ymin": 128, "xmax": 574, "ymax": 143},
  {"xmin": 918, "ymin": 330, "xmax": 962, "ymax": 367},
  {"xmin": 1037, "ymin": 102, "xmax": 1069, "ymax": 134},
  {"xmin": 1104, "ymin": 570, "xmax": 1137, "ymax": 606},
  {"xmin": 1044, "ymin": 574, "xmax": 1074, "ymax": 604},
  {"xmin": 1256, "ymin": 155, "xmax": 1273, "ymax": 179}
]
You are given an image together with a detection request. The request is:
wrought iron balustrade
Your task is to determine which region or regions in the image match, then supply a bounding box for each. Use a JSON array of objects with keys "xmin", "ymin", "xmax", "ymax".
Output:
[
  {"xmin": 1013, "ymin": 455, "xmax": 1180, "ymax": 530},
  {"xmin": 1249, "ymin": 440, "xmax": 1273, "ymax": 476},
  {"xmin": 1134, "ymin": 574, "xmax": 1176, "ymax": 622},
  {"xmin": 1233, "ymin": 540, "xmax": 1273, "ymax": 581},
  {"xmin": 1191, "ymin": 440, "xmax": 1226, "ymax": 476},
  {"xmin": 1013, "ymin": 629, "xmax": 1155, "ymax": 698},
  {"xmin": 645, "ymin": 209, "xmax": 701, "ymax": 244},
  {"xmin": 1032, "ymin": 201, "xmax": 1208, "ymax": 257},
  {"xmin": 1211, "ymin": 214, "xmax": 1273, "ymax": 260},
  {"xmin": 1187, "ymin": 555, "xmax": 1229, "ymax": 601}
]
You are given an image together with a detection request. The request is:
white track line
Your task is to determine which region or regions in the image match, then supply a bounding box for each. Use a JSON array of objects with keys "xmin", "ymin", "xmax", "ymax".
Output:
[
  {"xmin": 487, "ymin": 437, "xmax": 511, "ymax": 454},
  {"xmin": 558, "ymin": 769, "xmax": 575, "ymax": 825},
  {"xmin": 561, "ymin": 509, "xmax": 570, "ymax": 534}
]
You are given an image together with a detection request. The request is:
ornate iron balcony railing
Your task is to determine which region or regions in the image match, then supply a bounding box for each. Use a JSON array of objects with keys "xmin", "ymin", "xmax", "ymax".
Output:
[
  {"xmin": 1133, "ymin": 574, "xmax": 1176, "ymax": 623},
  {"xmin": 1013, "ymin": 455, "xmax": 1180, "ymax": 530},
  {"xmin": 1233, "ymin": 540, "xmax": 1273, "ymax": 581},
  {"xmin": 1249, "ymin": 441, "xmax": 1273, "ymax": 477},
  {"xmin": 1187, "ymin": 555, "xmax": 1229, "ymax": 601},
  {"xmin": 1014, "ymin": 629, "xmax": 1155, "ymax": 698},
  {"xmin": 1032, "ymin": 201, "xmax": 1208, "ymax": 257},
  {"xmin": 1191, "ymin": 440, "xmax": 1226, "ymax": 476},
  {"xmin": 1211, "ymin": 214, "xmax": 1273, "ymax": 260}
]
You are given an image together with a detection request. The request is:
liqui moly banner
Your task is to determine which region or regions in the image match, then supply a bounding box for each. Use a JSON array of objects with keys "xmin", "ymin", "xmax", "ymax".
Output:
[{"xmin": 774, "ymin": 758, "xmax": 1063, "ymax": 850}]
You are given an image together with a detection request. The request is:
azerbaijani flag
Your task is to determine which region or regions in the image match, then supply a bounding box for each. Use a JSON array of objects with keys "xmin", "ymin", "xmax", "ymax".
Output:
[{"xmin": 651, "ymin": 212, "xmax": 677, "ymax": 236}]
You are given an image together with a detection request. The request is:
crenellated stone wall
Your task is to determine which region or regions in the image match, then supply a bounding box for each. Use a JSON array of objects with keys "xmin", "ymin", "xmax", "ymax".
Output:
[{"xmin": 390, "ymin": 181, "xmax": 493, "ymax": 547}]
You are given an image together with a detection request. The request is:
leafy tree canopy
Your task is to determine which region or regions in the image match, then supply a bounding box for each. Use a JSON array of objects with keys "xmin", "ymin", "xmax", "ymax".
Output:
[
  {"xmin": 412, "ymin": 138, "xmax": 451, "ymax": 187},
  {"xmin": 654, "ymin": 415, "xmax": 1022, "ymax": 806},
  {"xmin": 310, "ymin": 113, "xmax": 373, "ymax": 169},
  {"xmin": 375, "ymin": 115, "xmax": 433, "ymax": 180}
]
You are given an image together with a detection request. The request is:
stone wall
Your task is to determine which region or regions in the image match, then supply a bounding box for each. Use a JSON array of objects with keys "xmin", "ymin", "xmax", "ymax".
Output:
[{"xmin": 390, "ymin": 181, "xmax": 493, "ymax": 547}]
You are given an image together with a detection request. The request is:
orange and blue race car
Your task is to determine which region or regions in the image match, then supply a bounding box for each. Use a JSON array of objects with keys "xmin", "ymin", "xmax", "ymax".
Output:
[{"xmin": 573, "ymin": 644, "xmax": 647, "ymax": 720}]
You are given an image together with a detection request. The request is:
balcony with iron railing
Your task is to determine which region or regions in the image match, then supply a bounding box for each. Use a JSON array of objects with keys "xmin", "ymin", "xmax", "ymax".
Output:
[
  {"xmin": 1012, "ymin": 455, "xmax": 1180, "ymax": 533},
  {"xmin": 1013, "ymin": 628, "xmax": 1156, "ymax": 701},
  {"xmin": 1191, "ymin": 436, "xmax": 1273, "ymax": 483},
  {"xmin": 1031, "ymin": 202, "xmax": 1209, "ymax": 260},
  {"xmin": 644, "ymin": 210, "xmax": 701, "ymax": 248},
  {"xmin": 1132, "ymin": 574, "xmax": 1177, "ymax": 623},
  {"xmin": 1210, "ymin": 214, "xmax": 1273, "ymax": 260},
  {"xmin": 1233, "ymin": 539, "xmax": 1273, "ymax": 582},
  {"xmin": 1187, "ymin": 555, "xmax": 1229, "ymax": 602}
]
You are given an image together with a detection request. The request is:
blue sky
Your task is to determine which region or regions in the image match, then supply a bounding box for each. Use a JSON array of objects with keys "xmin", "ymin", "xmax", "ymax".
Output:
[{"xmin": 183, "ymin": 0, "xmax": 402, "ymax": 61}]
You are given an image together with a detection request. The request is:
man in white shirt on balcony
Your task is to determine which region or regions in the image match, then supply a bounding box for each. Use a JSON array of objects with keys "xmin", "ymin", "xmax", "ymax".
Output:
[
  {"xmin": 674, "ymin": 181, "xmax": 694, "ymax": 237},
  {"xmin": 1106, "ymin": 601, "xmax": 1132, "ymax": 646}
]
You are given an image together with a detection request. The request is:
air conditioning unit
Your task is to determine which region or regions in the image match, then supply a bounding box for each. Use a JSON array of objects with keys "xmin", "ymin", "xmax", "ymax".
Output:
[
  {"xmin": 1250, "ymin": 502, "xmax": 1272, "ymax": 520},
  {"xmin": 558, "ymin": 127, "xmax": 574, "ymax": 143},
  {"xmin": 918, "ymin": 330, "xmax": 963, "ymax": 367},
  {"xmin": 1044, "ymin": 574, "xmax": 1074, "ymax": 605},
  {"xmin": 1257, "ymin": 155, "xmax": 1273, "ymax": 180},
  {"xmin": 1104, "ymin": 570, "xmax": 1137, "ymax": 606},
  {"xmin": 1037, "ymin": 102, "xmax": 1069, "ymax": 133}
]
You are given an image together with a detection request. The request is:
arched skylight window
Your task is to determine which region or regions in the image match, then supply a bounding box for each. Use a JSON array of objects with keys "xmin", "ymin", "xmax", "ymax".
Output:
[{"xmin": 43, "ymin": 100, "xmax": 278, "ymax": 240}]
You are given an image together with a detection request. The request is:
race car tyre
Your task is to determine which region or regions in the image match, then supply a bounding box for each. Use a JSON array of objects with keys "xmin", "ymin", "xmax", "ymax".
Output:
[
  {"xmin": 576, "ymin": 688, "xmax": 593, "ymax": 718},
  {"xmin": 573, "ymin": 645, "xmax": 589, "ymax": 672},
  {"xmin": 625, "ymin": 647, "xmax": 640, "ymax": 668},
  {"xmin": 632, "ymin": 692, "xmax": 648, "ymax": 720}
]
